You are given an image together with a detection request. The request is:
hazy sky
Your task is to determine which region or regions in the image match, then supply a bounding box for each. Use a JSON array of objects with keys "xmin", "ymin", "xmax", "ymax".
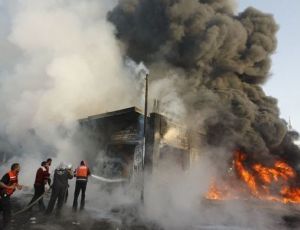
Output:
[{"xmin": 239, "ymin": 1, "xmax": 300, "ymax": 132}]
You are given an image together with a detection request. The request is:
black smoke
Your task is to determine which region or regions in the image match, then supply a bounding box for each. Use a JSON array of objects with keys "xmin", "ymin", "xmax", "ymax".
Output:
[{"xmin": 108, "ymin": 0, "xmax": 300, "ymax": 167}]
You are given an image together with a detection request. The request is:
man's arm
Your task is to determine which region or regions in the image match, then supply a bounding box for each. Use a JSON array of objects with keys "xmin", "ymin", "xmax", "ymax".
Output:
[
  {"xmin": 46, "ymin": 166, "xmax": 52, "ymax": 185},
  {"xmin": 73, "ymin": 169, "xmax": 77, "ymax": 178},
  {"xmin": 15, "ymin": 176, "xmax": 24, "ymax": 190},
  {"xmin": 66, "ymin": 169, "xmax": 74, "ymax": 179},
  {"xmin": 43, "ymin": 169, "xmax": 51, "ymax": 185},
  {"xmin": 0, "ymin": 182, "xmax": 16, "ymax": 190}
]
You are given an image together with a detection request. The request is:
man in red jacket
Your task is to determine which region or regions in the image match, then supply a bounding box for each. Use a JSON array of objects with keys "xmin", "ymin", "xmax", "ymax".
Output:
[
  {"xmin": 28, "ymin": 161, "xmax": 50, "ymax": 211},
  {"xmin": 0, "ymin": 163, "xmax": 23, "ymax": 227}
]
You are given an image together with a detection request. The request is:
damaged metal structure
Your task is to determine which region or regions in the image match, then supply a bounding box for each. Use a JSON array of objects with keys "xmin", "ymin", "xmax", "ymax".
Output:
[{"xmin": 78, "ymin": 107, "xmax": 204, "ymax": 181}]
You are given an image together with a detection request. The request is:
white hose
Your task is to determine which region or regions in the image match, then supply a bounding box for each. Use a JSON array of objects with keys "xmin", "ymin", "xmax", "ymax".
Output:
[{"xmin": 91, "ymin": 174, "xmax": 127, "ymax": 183}]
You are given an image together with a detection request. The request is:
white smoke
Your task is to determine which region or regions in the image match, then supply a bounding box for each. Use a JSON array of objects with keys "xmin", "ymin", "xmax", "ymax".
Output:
[
  {"xmin": 2, "ymin": 0, "xmax": 138, "ymax": 124},
  {"xmin": 0, "ymin": 0, "xmax": 141, "ymax": 183}
]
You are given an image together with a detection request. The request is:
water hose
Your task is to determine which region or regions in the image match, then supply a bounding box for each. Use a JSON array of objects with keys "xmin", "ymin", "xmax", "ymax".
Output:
[
  {"xmin": 91, "ymin": 174, "xmax": 127, "ymax": 183},
  {"xmin": 12, "ymin": 188, "xmax": 51, "ymax": 216}
]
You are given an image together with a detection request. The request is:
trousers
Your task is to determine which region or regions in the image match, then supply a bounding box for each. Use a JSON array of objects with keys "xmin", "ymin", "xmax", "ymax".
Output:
[
  {"xmin": 28, "ymin": 184, "xmax": 45, "ymax": 211},
  {"xmin": 45, "ymin": 186, "xmax": 67, "ymax": 216},
  {"xmin": 72, "ymin": 180, "xmax": 87, "ymax": 211},
  {"xmin": 0, "ymin": 195, "xmax": 11, "ymax": 227}
]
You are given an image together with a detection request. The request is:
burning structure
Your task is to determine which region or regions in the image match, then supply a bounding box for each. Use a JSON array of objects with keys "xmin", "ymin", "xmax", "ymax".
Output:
[
  {"xmin": 107, "ymin": 0, "xmax": 300, "ymax": 206},
  {"xmin": 78, "ymin": 106, "xmax": 203, "ymax": 180},
  {"xmin": 79, "ymin": 105, "xmax": 300, "ymax": 204},
  {"xmin": 75, "ymin": 0, "xmax": 300, "ymax": 206}
]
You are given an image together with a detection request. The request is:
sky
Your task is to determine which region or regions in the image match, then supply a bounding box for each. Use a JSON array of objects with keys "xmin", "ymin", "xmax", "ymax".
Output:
[{"xmin": 239, "ymin": 1, "xmax": 300, "ymax": 133}]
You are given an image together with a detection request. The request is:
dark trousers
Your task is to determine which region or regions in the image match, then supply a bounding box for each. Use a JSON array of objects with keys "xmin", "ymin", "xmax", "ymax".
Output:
[
  {"xmin": 72, "ymin": 180, "xmax": 87, "ymax": 211},
  {"xmin": 0, "ymin": 195, "xmax": 11, "ymax": 227},
  {"xmin": 64, "ymin": 187, "xmax": 69, "ymax": 204},
  {"xmin": 28, "ymin": 184, "xmax": 45, "ymax": 211},
  {"xmin": 45, "ymin": 187, "xmax": 67, "ymax": 216}
]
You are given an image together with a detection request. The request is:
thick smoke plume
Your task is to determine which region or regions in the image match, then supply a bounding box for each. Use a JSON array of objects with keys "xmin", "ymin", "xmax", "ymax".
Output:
[{"xmin": 109, "ymin": 0, "xmax": 300, "ymax": 166}]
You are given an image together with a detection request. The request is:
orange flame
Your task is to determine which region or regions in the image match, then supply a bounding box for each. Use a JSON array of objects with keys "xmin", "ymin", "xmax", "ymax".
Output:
[
  {"xmin": 206, "ymin": 150, "xmax": 300, "ymax": 204},
  {"xmin": 206, "ymin": 182, "xmax": 223, "ymax": 200},
  {"xmin": 234, "ymin": 152, "xmax": 258, "ymax": 196},
  {"xmin": 281, "ymin": 186, "xmax": 300, "ymax": 203}
]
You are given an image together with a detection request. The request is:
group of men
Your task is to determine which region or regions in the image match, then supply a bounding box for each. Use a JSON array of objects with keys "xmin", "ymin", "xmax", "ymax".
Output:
[{"xmin": 0, "ymin": 159, "xmax": 91, "ymax": 228}]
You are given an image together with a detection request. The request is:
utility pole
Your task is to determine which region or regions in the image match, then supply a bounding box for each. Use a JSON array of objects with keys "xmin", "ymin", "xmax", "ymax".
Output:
[
  {"xmin": 143, "ymin": 73, "xmax": 148, "ymax": 168},
  {"xmin": 141, "ymin": 73, "xmax": 148, "ymax": 202}
]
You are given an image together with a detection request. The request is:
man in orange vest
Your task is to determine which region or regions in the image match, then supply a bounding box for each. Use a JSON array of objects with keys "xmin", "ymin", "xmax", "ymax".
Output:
[
  {"xmin": 0, "ymin": 163, "xmax": 23, "ymax": 227},
  {"xmin": 72, "ymin": 161, "xmax": 91, "ymax": 211}
]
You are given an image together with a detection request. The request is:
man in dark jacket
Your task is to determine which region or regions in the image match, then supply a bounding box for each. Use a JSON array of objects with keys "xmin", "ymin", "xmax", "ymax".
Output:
[
  {"xmin": 28, "ymin": 161, "xmax": 50, "ymax": 211},
  {"xmin": 45, "ymin": 163, "xmax": 73, "ymax": 216}
]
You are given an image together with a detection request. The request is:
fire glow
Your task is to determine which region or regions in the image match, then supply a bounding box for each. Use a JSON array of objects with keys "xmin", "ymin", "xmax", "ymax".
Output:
[{"xmin": 206, "ymin": 150, "xmax": 300, "ymax": 203}]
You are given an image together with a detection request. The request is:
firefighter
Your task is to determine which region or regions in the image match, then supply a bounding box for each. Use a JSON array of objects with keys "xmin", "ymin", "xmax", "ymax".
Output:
[
  {"xmin": 45, "ymin": 163, "xmax": 73, "ymax": 216},
  {"xmin": 0, "ymin": 163, "xmax": 23, "ymax": 227},
  {"xmin": 28, "ymin": 161, "xmax": 50, "ymax": 211},
  {"xmin": 72, "ymin": 161, "xmax": 91, "ymax": 211}
]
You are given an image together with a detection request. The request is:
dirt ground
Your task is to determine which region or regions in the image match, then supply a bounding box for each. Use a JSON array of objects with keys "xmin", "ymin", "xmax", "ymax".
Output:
[
  {"xmin": 2, "ymin": 196, "xmax": 300, "ymax": 230},
  {"xmin": 2, "ymin": 196, "xmax": 159, "ymax": 230}
]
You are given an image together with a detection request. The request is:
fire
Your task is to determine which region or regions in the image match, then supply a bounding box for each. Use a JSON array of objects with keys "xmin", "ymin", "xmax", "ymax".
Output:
[
  {"xmin": 206, "ymin": 182, "xmax": 223, "ymax": 200},
  {"xmin": 252, "ymin": 161, "xmax": 295, "ymax": 184},
  {"xmin": 281, "ymin": 186, "xmax": 300, "ymax": 203},
  {"xmin": 206, "ymin": 150, "xmax": 300, "ymax": 204},
  {"xmin": 234, "ymin": 152, "xmax": 258, "ymax": 196}
]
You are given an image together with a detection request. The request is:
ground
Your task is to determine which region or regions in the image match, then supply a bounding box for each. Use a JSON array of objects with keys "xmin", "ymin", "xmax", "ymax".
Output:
[
  {"xmin": 5, "ymin": 195, "xmax": 159, "ymax": 230},
  {"xmin": 2, "ymin": 195, "xmax": 300, "ymax": 230}
]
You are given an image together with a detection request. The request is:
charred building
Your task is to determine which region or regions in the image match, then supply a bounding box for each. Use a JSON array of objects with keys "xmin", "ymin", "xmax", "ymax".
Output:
[{"xmin": 78, "ymin": 107, "xmax": 204, "ymax": 180}]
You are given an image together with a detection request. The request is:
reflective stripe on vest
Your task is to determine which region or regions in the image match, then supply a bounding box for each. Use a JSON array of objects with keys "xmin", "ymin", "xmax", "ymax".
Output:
[
  {"xmin": 6, "ymin": 171, "xmax": 18, "ymax": 196},
  {"xmin": 76, "ymin": 166, "xmax": 88, "ymax": 180}
]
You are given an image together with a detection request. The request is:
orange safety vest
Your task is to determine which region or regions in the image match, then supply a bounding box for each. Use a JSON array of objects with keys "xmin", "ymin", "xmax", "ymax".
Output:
[
  {"xmin": 76, "ymin": 166, "xmax": 88, "ymax": 181},
  {"xmin": 6, "ymin": 171, "xmax": 18, "ymax": 196}
]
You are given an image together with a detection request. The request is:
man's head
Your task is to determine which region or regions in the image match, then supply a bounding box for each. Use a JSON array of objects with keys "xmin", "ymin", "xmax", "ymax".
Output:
[
  {"xmin": 41, "ymin": 161, "xmax": 47, "ymax": 167},
  {"xmin": 46, "ymin": 158, "xmax": 52, "ymax": 166},
  {"xmin": 66, "ymin": 163, "xmax": 72, "ymax": 170},
  {"xmin": 80, "ymin": 160, "xmax": 85, "ymax": 166},
  {"xmin": 11, "ymin": 163, "xmax": 20, "ymax": 175}
]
